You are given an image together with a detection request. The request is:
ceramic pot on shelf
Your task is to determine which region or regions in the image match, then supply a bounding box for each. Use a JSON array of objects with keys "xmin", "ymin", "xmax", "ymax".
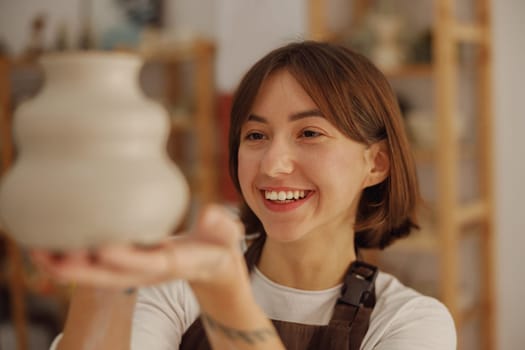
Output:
[
  {"xmin": 369, "ymin": 13, "xmax": 405, "ymax": 71},
  {"xmin": 0, "ymin": 52, "xmax": 189, "ymax": 250}
]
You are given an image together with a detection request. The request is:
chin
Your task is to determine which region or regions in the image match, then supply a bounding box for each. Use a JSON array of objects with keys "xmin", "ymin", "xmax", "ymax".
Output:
[{"xmin": 263, "ymin": 224, "xmax": 308, "ymax": 243}]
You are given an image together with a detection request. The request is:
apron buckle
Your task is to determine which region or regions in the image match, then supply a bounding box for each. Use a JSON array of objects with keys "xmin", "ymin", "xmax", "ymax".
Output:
[{"xmin": 337, "ymin": 260, "xmax": 378, "ymax": 307}]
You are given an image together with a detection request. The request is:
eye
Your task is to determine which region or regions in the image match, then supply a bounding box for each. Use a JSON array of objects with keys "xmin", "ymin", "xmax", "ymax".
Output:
[
  {"xmin": 244, "ymin": 132, "xmax": 266, "ymax": 141},
  {"xmin": 300, "ymin": 129, "xmax": 322, "ymax": 138}
]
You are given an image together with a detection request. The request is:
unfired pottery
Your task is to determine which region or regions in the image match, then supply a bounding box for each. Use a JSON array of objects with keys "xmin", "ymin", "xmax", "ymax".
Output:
[{"xmin": 0, "ymin": 52, "xmax": 189, "ymax": 250}]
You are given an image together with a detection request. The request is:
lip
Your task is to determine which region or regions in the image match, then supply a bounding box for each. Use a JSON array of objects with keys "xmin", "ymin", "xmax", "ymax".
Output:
[{"xmin": 259, "ymin": 188, "xmax": 314, "ymax": 212}]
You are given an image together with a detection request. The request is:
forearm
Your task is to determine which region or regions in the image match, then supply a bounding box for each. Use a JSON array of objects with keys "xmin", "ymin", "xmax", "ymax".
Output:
[
  {"xmin": 201, "ymin": 303, "xmax": 284, "ymax": 350},
  {"xmin": 57, "ymin": 287, "xmax": 137, "ymax": 350},
  {"xmin": 190, "ymin": 256, "xmax": 285, "ymax": 350}
]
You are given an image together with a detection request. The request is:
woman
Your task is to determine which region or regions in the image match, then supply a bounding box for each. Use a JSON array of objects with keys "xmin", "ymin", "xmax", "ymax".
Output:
[{"xmin": 36, "ymin": 41, "xmax": 456, "ymax": 349}]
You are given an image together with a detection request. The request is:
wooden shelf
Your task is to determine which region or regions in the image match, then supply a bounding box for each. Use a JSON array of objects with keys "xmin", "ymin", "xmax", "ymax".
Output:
[
  {"xmin": 382, "ymin": 199, "xmax": 488, "ymax": 255},
  {"xmin": 452, "ymin": 22, "xmax": 487, "ymax": 44},
  {"xmin": 388, "ymin": 230, "xmax": 438, "ymax": 253},
  {"xmin": 146, "ymin": 38, "xmax": 218, "ymax": 205},
  {"xmin": 112, "ymin": 37, "xmax": 215, "ymax": 64},
  {"xmin": 458, "ymin": 300, "xmax": 482, "ymax": 328},
  {"xmin": 412, "ymin": 143, "xmax": 477, "ymax": 164},
  {"xmin": 383, "ymin": 64, "xmax": 433, "ymax": 79},
  {"xmin": 169, "ymin": 109, "xmax": 192, "ymax": 131},
  {"xmin": 312, "ymin": 0, "xmax": 496, "ymax": 347},
  {"xmin": 456, "ymin": 199, "xmax": 488, "ymax": 228}
]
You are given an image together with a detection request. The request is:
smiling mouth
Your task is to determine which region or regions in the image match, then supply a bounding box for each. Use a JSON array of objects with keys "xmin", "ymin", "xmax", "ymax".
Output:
[{"xmin": 263, "ymin": 190, "xmax": 310, "ymax": 203}]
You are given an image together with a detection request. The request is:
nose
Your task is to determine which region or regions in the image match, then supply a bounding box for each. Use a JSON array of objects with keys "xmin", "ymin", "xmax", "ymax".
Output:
[{"xmin": 260, "ymin": 138, "xmax": 294, "ymax": 177}]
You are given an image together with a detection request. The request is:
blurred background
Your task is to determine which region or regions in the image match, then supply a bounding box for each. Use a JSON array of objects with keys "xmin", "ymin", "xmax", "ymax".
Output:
[{"xmin": 0, "ymin": 0, "xmax": 523, "ymax": 349}]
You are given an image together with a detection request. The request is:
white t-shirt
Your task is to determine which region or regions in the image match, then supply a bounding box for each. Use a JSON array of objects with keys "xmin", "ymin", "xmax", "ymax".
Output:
[{"xmin": 50, "ymin": 268, "xmax": 456, "ymax": 349}]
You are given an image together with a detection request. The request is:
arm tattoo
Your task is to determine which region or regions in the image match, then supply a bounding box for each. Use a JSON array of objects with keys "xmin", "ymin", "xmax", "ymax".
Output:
[{"xmin": 201, "ymin": 313, "xmax": 278, "ymax": 345}]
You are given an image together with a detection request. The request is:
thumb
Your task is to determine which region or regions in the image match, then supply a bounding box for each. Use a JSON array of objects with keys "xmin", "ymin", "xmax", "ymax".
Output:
[{"xmin": 193, "ymin": 205, "xmax": 245, "ymax": 248}]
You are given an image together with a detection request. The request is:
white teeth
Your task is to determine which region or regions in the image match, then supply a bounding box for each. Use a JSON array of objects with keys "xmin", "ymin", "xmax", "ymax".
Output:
[{"xmin": 264, "ymin": 190, "xmax": 307, "ymax": 201}]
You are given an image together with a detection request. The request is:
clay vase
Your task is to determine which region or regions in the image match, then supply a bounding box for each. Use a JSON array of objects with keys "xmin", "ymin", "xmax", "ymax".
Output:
[{"xmin": 0, "ymin": 52, "xmax": 189, "ymax": 250}]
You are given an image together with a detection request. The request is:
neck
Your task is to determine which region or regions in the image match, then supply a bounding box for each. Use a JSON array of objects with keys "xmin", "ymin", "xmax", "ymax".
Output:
[{"xmin": 257, "ymin": 230, "xmax": 356, "ymax": 290}]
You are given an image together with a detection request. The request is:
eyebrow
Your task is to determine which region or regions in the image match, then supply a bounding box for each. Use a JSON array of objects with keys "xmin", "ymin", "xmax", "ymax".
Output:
[{"xmin": 247, "ymin": 109, "xmax": 325, "ymax": 123}]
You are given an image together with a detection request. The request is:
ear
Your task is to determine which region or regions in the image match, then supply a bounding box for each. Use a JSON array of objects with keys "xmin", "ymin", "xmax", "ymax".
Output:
[{"xmin": 363, "ymin": 140, "xmax": 390, "ymax": 188}]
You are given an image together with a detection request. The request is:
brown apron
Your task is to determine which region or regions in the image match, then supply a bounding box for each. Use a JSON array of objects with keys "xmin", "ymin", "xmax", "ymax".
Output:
[{"xmin": 180, "ymin": 235, "xmax": 377, "ymax": 349}]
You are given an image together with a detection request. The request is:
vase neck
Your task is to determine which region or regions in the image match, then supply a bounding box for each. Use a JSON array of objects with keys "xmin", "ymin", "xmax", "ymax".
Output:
[{"xmin": 39, "ymin": 52, "xmax": 143, "ymax": 91}]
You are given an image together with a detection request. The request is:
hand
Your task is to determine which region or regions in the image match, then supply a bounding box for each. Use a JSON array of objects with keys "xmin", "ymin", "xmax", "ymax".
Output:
[{"xmin": 30, "ymin": 205, "xmax": 247, "ymax": 292}]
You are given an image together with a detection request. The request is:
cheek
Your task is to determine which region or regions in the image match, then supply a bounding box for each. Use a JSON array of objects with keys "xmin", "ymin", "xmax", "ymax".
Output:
[
  {"xmin": 316, "ymin": 150, "xmax": 368, "ymax": 193},
  {"xmin": 237, "ymin": 151, "xmax": 256, "ymax": 195}
]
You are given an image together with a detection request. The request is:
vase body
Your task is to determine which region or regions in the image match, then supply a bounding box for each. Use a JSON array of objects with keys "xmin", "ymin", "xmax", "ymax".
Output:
[{"xmin": 0, "ymin": 52, "xmax": 189, "ymax": 250}]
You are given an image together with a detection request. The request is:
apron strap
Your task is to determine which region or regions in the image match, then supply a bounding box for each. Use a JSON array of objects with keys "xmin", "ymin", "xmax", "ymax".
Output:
[
  {"xmin": 180, "ymin": 235, "xmax": 378, "ymax": 350},
  {"xmin": 330, "ymin": 260, "xmax": 377, "ymax": 326}
]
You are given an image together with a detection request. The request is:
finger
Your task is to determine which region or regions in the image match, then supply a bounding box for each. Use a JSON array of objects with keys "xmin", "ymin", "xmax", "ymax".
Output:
[
  {"xmin": 31, "ymin": 250, "xmax": 53, "ymax": 266},
  {"xmin": 30, "ymin": 249, "xmax": 91, "ymax": 272},
  {"xmin": 95, "ymin": 237, "xmax": 232, "ymax": 282},
  {"xmin": 161, "ymin": 240, "xmax": 234, "ymax": 283},
  {"xmin": 36, "ymin": 251, "xmax": 164, "ymax": 288},
  {"xmin": 94, "ymin": 240, "xmax": 175, "ymax": 274},
  {"xmin": 193, "ymin": 205, "xmax": 245, "ymax": 247},
  {"xmin": 32, "ymin": 248, "xmax": 94, "ymax": 261},
  {"xmin": 30, "ymin": 250, "xmax": 61, "ymax": 278},
  {"xmin": 47, "ymin": 263, "xmax": 151, "ymax": 289},
  {"xmin": 52, "ymin": 241, "xmax": 233, "ymax": 287}
]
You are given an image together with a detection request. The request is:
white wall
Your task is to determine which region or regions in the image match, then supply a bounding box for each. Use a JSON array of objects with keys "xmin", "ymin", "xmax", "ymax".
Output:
[
  {"xmin": 0, "ymin": 0, "xmax": 83, "ymax": 55},
  {"xmin": 0, "ymin": 0, "xmax": 304, "ymax": 92},
  {"xmin": 0, "ymin": 0, "xmax": 215, "ymax": 55},
  {"xmin": 492, "ymin": 0, "xmax": 525, "ymax": 349},
  {"xmin": 163, "ymin": 0, "xmax": 215, "ymax": 39},
  {"xmin": 214, "ymin": 0, "xmax": 306, "ymax": 92}
]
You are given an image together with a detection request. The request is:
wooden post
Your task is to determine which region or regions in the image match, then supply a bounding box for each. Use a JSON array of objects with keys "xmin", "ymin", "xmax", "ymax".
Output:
[
  {"xmin": 6, "ymin": 237, "xmax": 28, "ymax": 350},
  {"xmin": 308, "ymin": 0, "xmax": 327, "ymax": 40},
  {"xmin": 0, "ymin": 57, "xmax": 13, "ymax": 170},
  {"xmin": 351, "ymin": 0, "xmax": 371, "ymax": 32},
  {"xmin": 193, "ymin": 40, "xmax": 217, "ymax": 205},
  {"xmin": 434, "ymin": 0, "xmax": 461, "ymax": 325},
  {"xmin": 0, "ymin": 57, "xmax": 28, "ymax": 350},
  {"xmin": 475, "ymin": 0, "xmax": 495, "ymax": 349}
]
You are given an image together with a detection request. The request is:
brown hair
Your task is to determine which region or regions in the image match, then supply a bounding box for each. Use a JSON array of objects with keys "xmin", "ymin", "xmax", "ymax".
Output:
[{"xmin": 228, "ymin": 41, "xmax": 420, "ymax": 249}]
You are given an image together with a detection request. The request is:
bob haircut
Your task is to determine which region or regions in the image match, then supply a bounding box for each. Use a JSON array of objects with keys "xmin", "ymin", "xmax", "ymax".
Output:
[{"xmin": 228, "ymin": 41, "xmax": 420, "ymax": 249}]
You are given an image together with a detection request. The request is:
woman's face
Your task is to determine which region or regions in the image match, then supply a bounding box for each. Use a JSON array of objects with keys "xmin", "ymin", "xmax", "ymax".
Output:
[{"xmin": 237, "ymin": 70, "xmax": 374, "ymax": 243}]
